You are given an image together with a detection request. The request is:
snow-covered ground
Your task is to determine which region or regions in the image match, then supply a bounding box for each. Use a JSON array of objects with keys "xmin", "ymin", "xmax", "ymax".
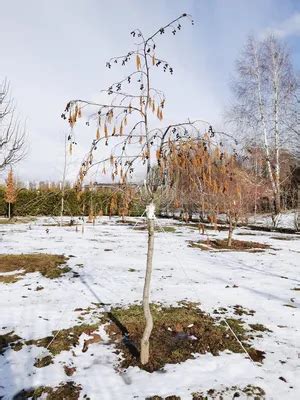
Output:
[
  {"xmin": 163, "ymin": 210, "xmax": 299, "ymax": 231},
  {"xmin": 0, "ymin": 217, "xmax": 299, "ymax": 399},
  {"xmin": 248, "ymin": 211, "xmax": 299, "ymax": 230}
]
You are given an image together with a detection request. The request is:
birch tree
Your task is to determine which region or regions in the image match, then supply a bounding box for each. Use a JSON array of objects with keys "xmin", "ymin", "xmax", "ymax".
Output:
[
  {"xmin": 62, "ymin": 14, "xmax": 209, "ymax": 364},
  {"xmin": 228, "ymin": 35, "xmax": 297, "ymax": 215}
]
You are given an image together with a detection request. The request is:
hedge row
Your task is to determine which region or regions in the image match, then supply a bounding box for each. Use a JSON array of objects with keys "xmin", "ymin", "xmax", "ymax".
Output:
[{"xmin": 0, "ymin": 187, "xmax": 144, "ymax": 217}]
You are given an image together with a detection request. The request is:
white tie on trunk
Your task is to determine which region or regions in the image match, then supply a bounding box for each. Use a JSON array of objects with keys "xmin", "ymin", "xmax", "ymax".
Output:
[{"xmin": 146, "ymin": 202, "xmax": 155, "ymax": 220}]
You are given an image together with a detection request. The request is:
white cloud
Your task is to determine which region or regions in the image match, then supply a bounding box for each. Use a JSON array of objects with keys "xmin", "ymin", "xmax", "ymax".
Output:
[{"xmin": 263, "ymin": 12, "xmax": 300, "ymax": 38}]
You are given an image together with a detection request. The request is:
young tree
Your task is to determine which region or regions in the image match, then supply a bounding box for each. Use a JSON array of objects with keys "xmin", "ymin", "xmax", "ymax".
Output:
[
  {"xmin": 118, "ymin": 186, "xmax": 136, "ymax": 222},
  {"xmin": 207, "ymin": 151, "xmax": 256, "ymax": 246},
  {"xmin": 60, "ymin": 133, "xmax": 68, "ymax": 226},
  {"xmin": 0, "ymin": 79, "xmax": 26, "ymax": 172},
  {"xmin": 163, "ymin": 137, "xmax": 259, "ymax": 246},
  {"xmin": 62, "ymin": 14, "xmax": 209, "ymax": 364},
  {"xmin": 5, "ymin": 168, "xmax": 17, "ymax": 219},
  {"xmin": 228, "ymin": 35, "xmax": 298, "ymax": 215}
]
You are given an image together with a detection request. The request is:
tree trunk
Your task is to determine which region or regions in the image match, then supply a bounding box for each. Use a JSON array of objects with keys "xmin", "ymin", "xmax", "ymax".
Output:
[
  {"xmin": 272, "ymin": 40, "xmax": 281, "ymax": 216},
  {"xmin": 60, "ymin": 132, "xmax": 67, "ymax": 227},
  {"xmin": 60, "ymin": 197, "xmax": 64, "ymax": 227},
  {"xmin": 140, "ymin": 202, "xmax": 155, "ymax": 365},
  {"xmin": 8, "ymin": 203, "xmax": 11, "ymax": 220},
  {"xmin": 227, "ymin": 217, "xmax": 233, "ymax": 247},
  {"xmin": 274, "ymin": 191, "xmax": 281, "ymax": 215}
]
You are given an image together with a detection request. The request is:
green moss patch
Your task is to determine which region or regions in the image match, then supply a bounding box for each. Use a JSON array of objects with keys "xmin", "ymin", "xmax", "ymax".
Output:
[
  {"xmin": 103, "ymin": 302, "xmax": 265, "ymax": 372},
  {"xmin": 0, "ymin": 254, "xmax": 70, "ymax": 283}
]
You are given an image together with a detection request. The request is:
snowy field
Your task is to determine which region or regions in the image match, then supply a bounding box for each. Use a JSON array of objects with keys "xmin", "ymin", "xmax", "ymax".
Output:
[
  {"xmin": 0, "ymin": 217, "xmax": 299, "ymax": 399},
  {"xmin": 248, "ymin": 211, "xmax": 299, "ymax": 230}
]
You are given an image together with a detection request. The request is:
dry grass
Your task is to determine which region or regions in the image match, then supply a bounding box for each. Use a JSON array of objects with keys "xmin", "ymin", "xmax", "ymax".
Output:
[
  {"xmin": 0, "ymin": 274, "xmax": 21, "ymax": 284},
  {"xmin": 146, "ymin": 385, "xmax": 266, "ymax": 400},
  {"xmin": 249, "ymin": 323, "xmax": 272, "ymax": 333},
  {"xmin": 12, "ymin": 382, "xmax": 81, "ymax": 399},
  {"xmin": 189, "ymin": 239, "xmax": 270, "ymax": 252},
  {"xmin": 233, "ymin": 304, "xmax": 255, "ymax": 316},
  {"xmin": 0, "ymin": 254, "xmax": 70, "ymax": 283},
  {"xmin": 0, "ymin": 217, "xmax": 35, "ymax": 224},
  {"xmin": 104, "ymin": 302, "xmax": 265, "ymax": 372},
  {"xmin": 133, "ymin": 225, "xmax": 177, "ymax": 233},
  {"xmin": 146, "ymin": 396, "xmax": 181, "ymax": 400},
  {"xmin": 27, "ymin": 323, "xmax": 99, "ymax": 356}
]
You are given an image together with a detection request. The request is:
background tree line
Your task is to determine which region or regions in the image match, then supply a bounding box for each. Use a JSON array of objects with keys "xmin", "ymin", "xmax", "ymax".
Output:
[{"xmin": 0, "ymin": 185, "xmax": 144, "ymax": 218}]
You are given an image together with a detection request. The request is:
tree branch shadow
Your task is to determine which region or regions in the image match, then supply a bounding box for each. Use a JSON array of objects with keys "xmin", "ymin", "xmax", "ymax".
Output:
[{"xmin": 79, "ymin": 276, "xmax": 140, "ymax": 360}]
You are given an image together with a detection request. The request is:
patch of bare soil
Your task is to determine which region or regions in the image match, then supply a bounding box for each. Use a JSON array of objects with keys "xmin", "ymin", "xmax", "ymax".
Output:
[
  {"xmin": 146, "ymin": 385, "xmax": 266, "ymax": 400},
  {"xmin": 189, "ymin": 239, "xmax": 270, "ymax": 252},
  {"xmin": 34, "ymin": 355, "xmax": 53, "ymax": 368},
  {"xmin": 192, "ymin": 384, "xmax": 266, "ymax": 399},
  {"xmin": 0, "ymin": 254, "xmax": 70, "ymax": 283},
  {"xmin": 182, "ymin": 222, "xmax": 229, "ymax": 232},
  {"xmin": 233, "ymin": 305, "xmax": 255, "ymax": 316},
  {"xmin": 26, "ymin": 323, "xmax": 99, "ymax": 357},
  {"xmin": 1, "ymin": 323, "xmax": 101, "ymax": 370},
  {"xmin": 12, "ymin": 382, "xmax": 82, "ymax": 400},
  {"xmin": 133, "ymin": 225, "xmax": 177, "ymax": 233},
  {"xmin": 0, "ymin": 331, "xmax": 23, "ymax": 355},
  {"xmin": 103, "ymin": 302, "xmax": 265, "ymax": 372},
  {"xmin": 146, "ymin": 396, "xmax": 181, "ymax": 400},
  {"xmin": 249, "ymin": 323, "xmax": 272, "ymax": 333}
]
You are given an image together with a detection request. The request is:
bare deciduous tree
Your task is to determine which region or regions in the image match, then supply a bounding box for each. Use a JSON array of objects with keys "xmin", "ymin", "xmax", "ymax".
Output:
[
  {"xmin": 228, "ymin": 35, "xmax": 298, "ymax": 215},
  {"xmin": 63, "ymin": 14, "xmax": 209, "ymax": 364},
  {"xmin": 0, "ymin": 79, "xmax": 26, "ymax": 172},
  {"xmin": 163, "ymin": 137, "xmax": 259, "ymax": 246}
]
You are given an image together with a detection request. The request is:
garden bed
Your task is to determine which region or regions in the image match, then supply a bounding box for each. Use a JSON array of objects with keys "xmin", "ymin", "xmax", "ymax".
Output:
[
  {"xmin": 189, "ymin": 239, "xmax": 271, "ymax": 252},
  {"xmin": 103, "ymin": 302, "xmax": 265, "ymax": 372}
]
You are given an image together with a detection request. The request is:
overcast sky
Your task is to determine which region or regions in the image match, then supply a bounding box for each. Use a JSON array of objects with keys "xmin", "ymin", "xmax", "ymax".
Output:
[{"xmin": 0, "ymin": 0, "xmax": 299, "ymax": 184}]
